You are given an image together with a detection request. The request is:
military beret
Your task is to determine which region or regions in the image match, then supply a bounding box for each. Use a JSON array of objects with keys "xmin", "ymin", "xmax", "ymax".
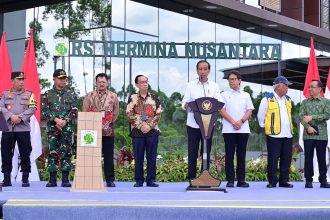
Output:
[
  {"xmin": 53, "ymin": 69, "xmax": 67, "ymax": 78},
  {"xmin": 11, "ymin": 71, "xmax": 25, "ymax": 80}
]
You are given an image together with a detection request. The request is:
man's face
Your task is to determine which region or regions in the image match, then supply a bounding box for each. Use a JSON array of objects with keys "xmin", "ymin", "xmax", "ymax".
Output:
[
  {"xmin": 308, "ymin": 81, "xmax": 321, "ymax": 97},
  {"xmin": 96, "ymin": 76, "xmax": 108, "ymax": 91},
  {"xmin": 54, "ymin": 77, "xmax": 67, "ymax": 89},
  {"xmin": 135, "ymin": 76, "xmax": 149, "ymax": 92},
  {"xmin": 276, "ymin": 83, "xmax": 289, "ymax": 97},
  {"xmin": 197, "ymin": 62, "xmax": 210, "ymax": 80},
  {"xmin": 12, "ymin": 78, "xmax": 25, "ymax": 91},
  {"xmin": 228, "ymin": 73, "xmax": 241, "ymax": 90}
]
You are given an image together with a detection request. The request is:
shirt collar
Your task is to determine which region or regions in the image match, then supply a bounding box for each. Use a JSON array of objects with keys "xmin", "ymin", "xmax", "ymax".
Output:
[
  {"xmin": 230, "ymin": 88, "xmax": 241, "ymax": 93},
  {"xmin": 196, "ymin": 79, "xmax": 209, "ymax": 85},
  {"xmin": 97, "ymin": 89, "xmax": 108, "ymax": 96},
  {"xmin": 138, "ymin": 91, "xmax": 150, "ymax": 99},
  {"xmin": 273, "ymin": 92, "xmax": 285, "ymax": 100},
  {"xmin": 53, "ymin": 85, "xmax": 67, "ymax": 93},
  {"xmin": 310, "ymin": 96, "xmax": 321, "ymax": 101}
]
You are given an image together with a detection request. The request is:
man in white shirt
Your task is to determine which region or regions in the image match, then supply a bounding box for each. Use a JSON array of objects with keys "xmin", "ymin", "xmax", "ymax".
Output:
[
  {"xmin": 220, "ymin": 70, "xmax": 254, "ymax": 188},
  {"xmin": 182, "ymin": 60, "xmax": 223, "ymax": 181},
  {"xmin": 257, "ymin": 76, "xmax": 294, "ymax": 188}
]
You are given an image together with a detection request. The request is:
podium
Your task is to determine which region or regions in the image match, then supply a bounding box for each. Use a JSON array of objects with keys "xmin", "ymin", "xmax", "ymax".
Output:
[
  {"xmin": 71, "ymin": 112, "xmax": 106, "ymax": 192},
  {"xmin": 186, "ymin": 97, "xmax": 227, "ymax": 192}
]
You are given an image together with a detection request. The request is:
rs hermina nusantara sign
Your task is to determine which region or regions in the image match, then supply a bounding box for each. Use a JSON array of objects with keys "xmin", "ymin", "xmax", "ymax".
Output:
[{"xmin": 70, "ymin": 40, "xmax": 281, "ymax": 60}]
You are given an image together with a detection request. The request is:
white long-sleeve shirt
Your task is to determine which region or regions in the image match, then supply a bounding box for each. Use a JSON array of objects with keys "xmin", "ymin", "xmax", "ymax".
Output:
[{"xmin": 182, "ymin": 79, "xmax": 223, "ymax": 128}]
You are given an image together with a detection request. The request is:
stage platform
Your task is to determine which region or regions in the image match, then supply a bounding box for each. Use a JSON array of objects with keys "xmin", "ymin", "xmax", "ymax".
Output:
[{"xmin": 1, "ymin": 181, "xmax": 330, "ymax": 220}]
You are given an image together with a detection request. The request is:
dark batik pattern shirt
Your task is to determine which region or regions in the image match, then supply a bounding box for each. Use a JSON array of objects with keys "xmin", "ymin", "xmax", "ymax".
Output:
[
  {"xmin": 126, "ymin": 92, "xmax": 162, "ymax": 137},
  {"xmin": 299, "ymin": 96, "xmax": 330, "ymax": 141}
]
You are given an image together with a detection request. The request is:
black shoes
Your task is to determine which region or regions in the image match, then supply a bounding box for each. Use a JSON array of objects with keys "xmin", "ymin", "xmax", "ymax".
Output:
[
  {"xmin": 147, "ymin": 182, "xmax": 159, "ymax": 187},
  {"xmin": 22, "ymin": 172, "xmax": 30, "ymax": 187},
  {"xmin": 61, "ymin": 171, "xmax": 71, "ymax": 187},
  {"xmin": 2, "ymin": 172, "xmax": 12, "ymax": 187},
  {"xmin": 305, "ymin": 182, "xmax": 313, "ymax": 188},
  {"xmin": 226, "ymin": 181, "xmax": 234, "ymax": 187},
  {"xmin": 237, "ymin": 181, "xmax": 249, "ymax": 188},
  {"xmin": 46, "ymin": 172, "xmax": 57, "ymax": 187},
  {"xmin": 134, "ymin": 182, "xmax": 143, "ymax": 187},
  {"xmin": 106, "ymin": 181, "xmax": 116, "ymax": 187},
  {"xmin": 266, "ymin": 183, "xmax": 276, "ymax": 188},
  {"xmin": 134, "ymin": 180, "xmax": 159, "ymax": 187},
  {"xmin": 226, "ymin": 181, "xmax": 249, "ymax": 187},
  {"xmin": 279, "ymin": 182, "xmax": 293, "ymax": 188},
  {"xmin": 320, "ymin": 182, "xmax": 330, "ymax": 188}
]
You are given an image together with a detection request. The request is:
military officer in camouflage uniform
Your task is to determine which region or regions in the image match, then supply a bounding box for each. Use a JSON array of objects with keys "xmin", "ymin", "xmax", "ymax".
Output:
[
  {"xmin": 42, "ymin": 69, "xmax": 78, "ymax": 187},
  {"xmin": 0, "ymin": 72, "xmax": 37, "ymax": 187}
]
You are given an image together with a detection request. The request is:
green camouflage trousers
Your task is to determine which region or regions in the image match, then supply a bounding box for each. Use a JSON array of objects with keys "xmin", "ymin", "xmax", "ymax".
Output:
[{"xmin": 47, "ymin": 130, "xmax": 73, "ymax": 172}]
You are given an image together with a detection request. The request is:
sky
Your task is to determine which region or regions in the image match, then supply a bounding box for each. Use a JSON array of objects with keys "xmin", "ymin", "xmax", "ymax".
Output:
[{"xmin": 24, "ymin": 0, "xmax": 325, "ymax": 103}]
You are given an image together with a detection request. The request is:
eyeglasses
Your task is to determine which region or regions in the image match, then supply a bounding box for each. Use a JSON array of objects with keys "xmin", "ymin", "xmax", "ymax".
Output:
[
  {"xmin": 138, "ymin": 80, "xmax": 149, "ymax": 84},
  {"xmin": 308, "ymin": 86, "xmax": 319, "ymax": 89},
  {"xmin": 228, "ymin": 78, "xmax": 238, "ymax": 81}
]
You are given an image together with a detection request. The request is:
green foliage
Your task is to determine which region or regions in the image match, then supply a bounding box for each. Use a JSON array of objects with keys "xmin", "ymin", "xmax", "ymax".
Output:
[{"xmin": 26, "ymin": 21, "xmax": 50, "ymax": 68}]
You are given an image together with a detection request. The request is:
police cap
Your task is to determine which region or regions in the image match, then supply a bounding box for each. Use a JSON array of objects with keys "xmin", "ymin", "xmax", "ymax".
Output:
[{"xmin": 11, "ymin": 71, "xmax": 25, "ymax": 80}]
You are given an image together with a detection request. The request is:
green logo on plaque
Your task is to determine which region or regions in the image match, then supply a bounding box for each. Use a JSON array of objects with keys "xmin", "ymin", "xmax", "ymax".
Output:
[{"xmin": 83, "ymin": 132, "xmax": 94, "ymax": 144}]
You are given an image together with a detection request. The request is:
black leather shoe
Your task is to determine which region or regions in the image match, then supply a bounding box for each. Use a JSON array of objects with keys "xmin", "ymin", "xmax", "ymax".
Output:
[
  {"xmin": 320, "ymin": 182, "xmax": 330, "ymax": 188},
  {"xmin": 226, "ymin": 181, "xmax": 234, "ymax": 187},
  {"xmin": 147, "ymin": 182, "xmax": 159, "ymax": 187},
  {"xmin": 106, "ymin": 181, "xmax": 116, "ymax": 187},
  {"xmin": 237, "ymin": 181, "xmax": 249, "ymax": 187},
  {"xmin": 266, "ymin": 183, "xmax": 276, "ymax": 188},
  {"xmin": 2, "ymin": 181, "xmax": 12, "ymax": 187},
  {"xmin": 279, "ymin": 182, "xmax": 293, "ymax": 188},
  {"xmin": 134, "ymin": 182, "xmax": 143, "ymax": 187},
  {"xmin": 305, "ymin": 182, "xmax": 313, "ymax": 188}
]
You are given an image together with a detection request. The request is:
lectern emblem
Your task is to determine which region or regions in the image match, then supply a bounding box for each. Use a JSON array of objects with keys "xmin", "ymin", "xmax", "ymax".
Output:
[{"xmin": 202, "ymin": 100, "xmax": 212, "ymax": 111}]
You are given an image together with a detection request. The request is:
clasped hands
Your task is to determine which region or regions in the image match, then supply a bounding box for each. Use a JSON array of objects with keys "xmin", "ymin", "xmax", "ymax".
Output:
[
  {"xmin": 54, "ymin": 118, "xmax": 67, "ymax": 131},
  {"xmin": 10, "ymin": 115, "xmax": 22, "ymax": 125},
  {"xmin": 231, "ymin": 120, "xmax": 243, "ymax": 130},
  {"xmin": 140, "ymin": 122, "xmax": 151, "ymax": 134}
]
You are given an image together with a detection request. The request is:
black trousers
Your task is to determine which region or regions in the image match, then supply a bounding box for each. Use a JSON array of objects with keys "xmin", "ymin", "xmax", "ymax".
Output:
[
  {"xmin": 303, "ymin": 139, "xmax": 328, "ymax": 183},
  {"xmin": 1, "ymin": 131, "xmax": 32, "ymax": 173},
  {"xmin": 223, "ymin": 133, "xmax": 249, "ymax": 182},
  {"xmin": 102, "ymin": 136, "xmax": 115, "ymax": 182},
  {"xmin": 266, "ymin": 136, "xmax": 292, "ymax": 185},
  {"xmin": 132, "ymin": 135, "xmax": 159, "ymax": 184},
  {"xmin": 187, "ymin": 126, "xmax": 213, "ymax": 180}
]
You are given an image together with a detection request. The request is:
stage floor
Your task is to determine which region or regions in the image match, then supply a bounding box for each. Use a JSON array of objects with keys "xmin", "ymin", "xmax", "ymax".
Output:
[{"xmin": 1, "ymin": 181, "xmax": 330, "ymax": 220}]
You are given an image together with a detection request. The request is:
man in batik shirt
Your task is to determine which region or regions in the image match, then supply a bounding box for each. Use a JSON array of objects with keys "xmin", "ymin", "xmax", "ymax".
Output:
[
  {"xmin": 82, "ymin": 73, "xmax": 119, "ymax": 187},
  {"xmin": 126, "ymin": 75, "xmax": 162, "ymax": 187}
]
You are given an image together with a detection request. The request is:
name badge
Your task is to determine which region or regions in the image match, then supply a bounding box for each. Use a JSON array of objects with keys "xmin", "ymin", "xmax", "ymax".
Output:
[{"xmin": 101, "ymin": 111, "xmax": 105, "ymax": 118}]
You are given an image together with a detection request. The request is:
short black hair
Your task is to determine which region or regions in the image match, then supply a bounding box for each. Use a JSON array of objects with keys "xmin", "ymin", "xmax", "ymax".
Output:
[
  {"xmin": 311, "ymin": 79, "xmax": 323, "ymax": 88},
  {"xmin": 227, "ymin": 70, "xmax": 241, "ymax": 80},
  {"xmin": 95, "ymin": 73, "xmax": 108, "ymax": 82},
  {"xmin": 135, "ymin": 75, "xmax": 147, "ymax": 84},
  {"xmin": 196, "ymin": 60, "xmax": 210, "ymax": 71}
]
